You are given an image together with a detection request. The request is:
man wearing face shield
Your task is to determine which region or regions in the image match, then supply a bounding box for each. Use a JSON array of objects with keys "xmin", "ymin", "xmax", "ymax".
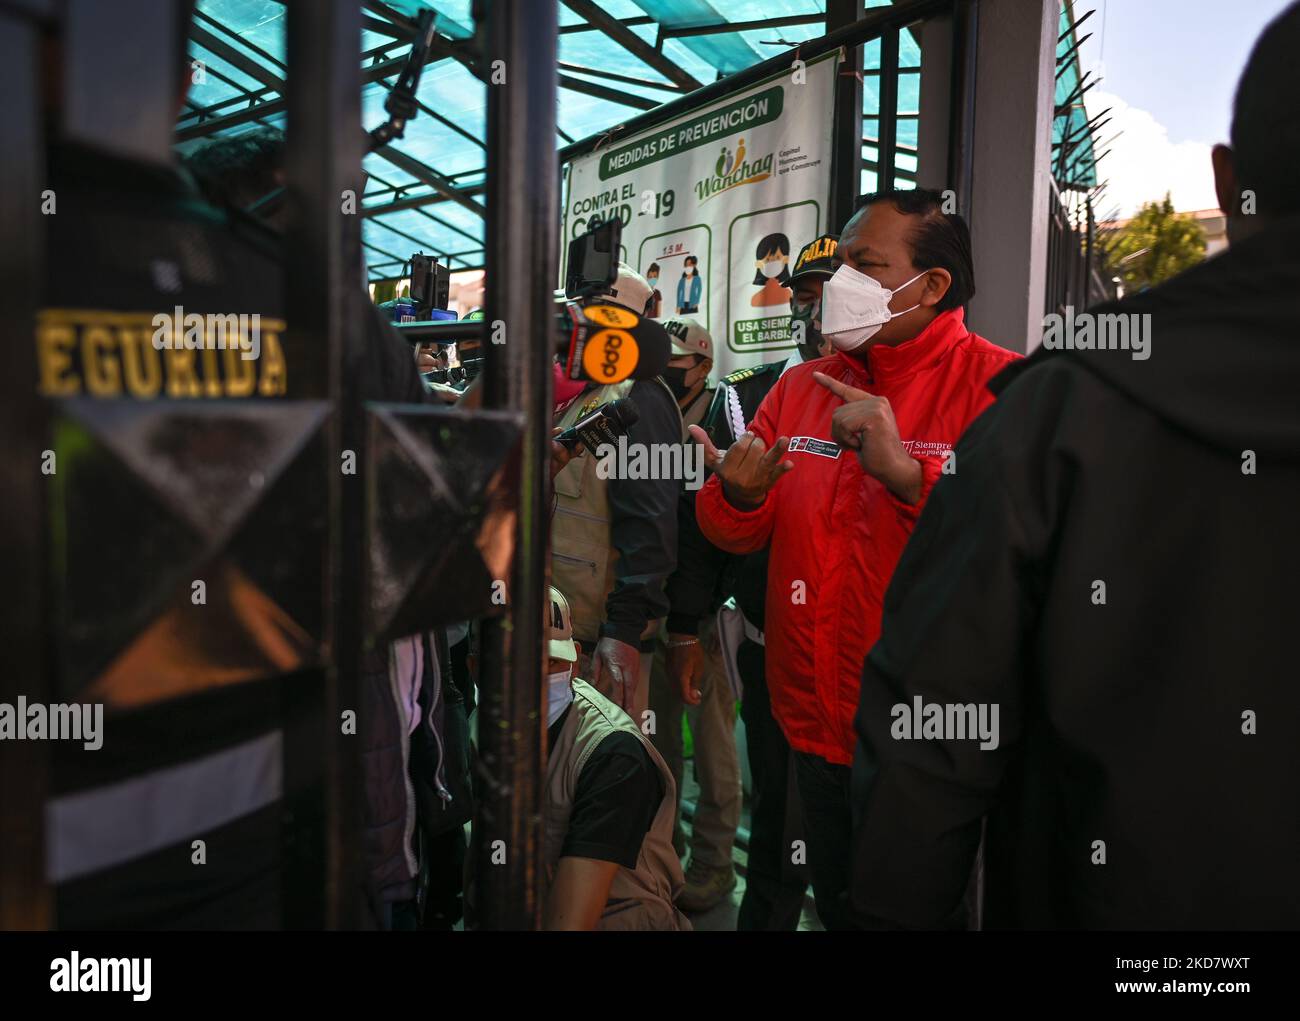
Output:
[{"xmin": 691, "ymin": 193, "xmax": 1020, "ymax": 928}]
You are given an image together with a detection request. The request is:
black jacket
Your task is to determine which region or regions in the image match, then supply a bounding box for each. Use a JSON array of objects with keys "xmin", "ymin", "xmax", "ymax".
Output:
[
  {"xmin": 851, "ymin": 217, "xmax": 1300, "ymax": 930},
  {"xmin": 666, "ymin": 359, "xmax": 787, "ymax": 635},
  {"xmin": 599, "ymin": 377, "xmax": 684, "ymax": 647}
]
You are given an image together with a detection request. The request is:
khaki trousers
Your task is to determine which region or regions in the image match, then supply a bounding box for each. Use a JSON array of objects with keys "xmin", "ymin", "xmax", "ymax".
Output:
[{"xmin": 648, "ymin": 618, "xmax": 742, "ymax": 869}]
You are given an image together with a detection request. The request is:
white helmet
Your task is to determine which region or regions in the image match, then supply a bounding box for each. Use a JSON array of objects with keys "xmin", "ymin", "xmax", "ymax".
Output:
[{"xmin": 594, "ymin": 263, "xmax": 654, "ymax": 316}]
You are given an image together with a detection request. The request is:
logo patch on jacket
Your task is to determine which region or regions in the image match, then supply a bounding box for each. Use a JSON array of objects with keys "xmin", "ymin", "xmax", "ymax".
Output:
[
  {"xmin": 901, "ymin": 440, "xmax": 953, "ymax": 457},
  {"xmin": 787, "ymin": 436, "xmax": 841, "ymax": 459}
]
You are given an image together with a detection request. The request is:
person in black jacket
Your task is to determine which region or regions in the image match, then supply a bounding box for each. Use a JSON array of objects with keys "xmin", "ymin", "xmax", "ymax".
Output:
[
  {"xmin": 849, "ymin": 3, "xmax": 1300, "ymax": 930},
  {"xmin": 551, "ymin": 266, "xmax": 684, "ymax": 720},
  {"xmin": 664, "ymin": 234, "xmax": 838, "ymax": 926}
]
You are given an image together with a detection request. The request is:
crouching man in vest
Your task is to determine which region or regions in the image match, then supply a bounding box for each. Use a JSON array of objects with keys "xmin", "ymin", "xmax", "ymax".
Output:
[
  {"xmin": 542, "ymin": 587, "xmax": 692, "ymax": 930},
  {"xmin": 551, "ymin": 264, "xmax": 684, "ymax": 721}
]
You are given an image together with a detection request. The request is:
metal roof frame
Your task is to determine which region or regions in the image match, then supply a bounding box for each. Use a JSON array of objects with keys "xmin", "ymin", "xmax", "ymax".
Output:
[{"xmin": 181, "ymin": 1, "xmax": 1104, "ymax": 280}]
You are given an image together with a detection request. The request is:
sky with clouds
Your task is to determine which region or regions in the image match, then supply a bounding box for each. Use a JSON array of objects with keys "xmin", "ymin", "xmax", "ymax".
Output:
[{"xmin": 1073, "ymin": 0, "xmax": 1293, "ymax": 218}]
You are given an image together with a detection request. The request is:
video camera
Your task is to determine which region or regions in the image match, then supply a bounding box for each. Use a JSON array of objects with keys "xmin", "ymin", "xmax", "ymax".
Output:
[
  {"xmin": 565, "ymin": 216, "xmax": 621, "ymax": 302},
  {"xmin": 555, "ymin": 218, "xmax": 670, "ymax": 384},
  {"xmin": 408, "ymin": 252, "xmax": 451, "ymax": 321},
  {"xmin": 396, "ymin": 218, "xmax": 671, "ymax": 388}
]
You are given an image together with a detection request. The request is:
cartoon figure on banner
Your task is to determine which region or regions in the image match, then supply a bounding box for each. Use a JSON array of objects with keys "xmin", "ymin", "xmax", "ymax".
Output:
[
  {"xmin": 677, "ymin": 254, "xmax": 702, "ymax": 314},
  {"xmin": 750, "ymin": 232, "xmax": 793, "ymax": 307},
  {"xmin": 645, "ymin": 261, "xmax": 663, "ymax": 318}
]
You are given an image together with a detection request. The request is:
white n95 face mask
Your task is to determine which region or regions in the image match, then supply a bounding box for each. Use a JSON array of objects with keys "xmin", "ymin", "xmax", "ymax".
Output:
[
  {"xmin": 820, "ymin": 263, "xmax": 927, "ymax": 351},
  {"xmin": 547, "ymin": 667, "xmax": 574, "ymax": 726}
]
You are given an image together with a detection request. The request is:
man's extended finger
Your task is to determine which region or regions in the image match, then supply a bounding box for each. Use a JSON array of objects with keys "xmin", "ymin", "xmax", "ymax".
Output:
[
  {"xmin": 759, "ymin": 435, "xmax": 792, "ymax": 468},
  {"xmin": 765, "ymin": 458, "xmax": 796, "ymax": 484},
  {"xmin": 813, "ymin": 370, "xmax": 871, "ymax": 403}
]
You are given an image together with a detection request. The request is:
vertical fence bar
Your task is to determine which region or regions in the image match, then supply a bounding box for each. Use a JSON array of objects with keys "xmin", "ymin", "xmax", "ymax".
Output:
[
  {"xmin": 286, "ymin": 0, "xmax": 364, "ymax": 929},
  {"xmin": 947, "ymin": 0, "xmax": 978, "ymax": 219},
  {"xmin": 0, "ymin": 1, "xmax": 52, "ymax": 930},
  {"xmin": 476, "ymin": 0, "xmax": 557, "ymax": 931},
  {"xmin": 827, "ymin": 0, "xmax": 864, "ymax": 230},
  {"xmin": 879, "ymin": 27, "xmax": 900, "ymax": 191}
]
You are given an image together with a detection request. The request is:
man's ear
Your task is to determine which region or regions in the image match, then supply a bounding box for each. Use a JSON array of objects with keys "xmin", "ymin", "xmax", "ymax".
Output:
[
  {"xmin": 920, "ymin": 267, "xmax": 952, "ymax": 308},
  {"xmin": 1212, "ymin": 144, "xmax": 1238, "ymax": 217}
]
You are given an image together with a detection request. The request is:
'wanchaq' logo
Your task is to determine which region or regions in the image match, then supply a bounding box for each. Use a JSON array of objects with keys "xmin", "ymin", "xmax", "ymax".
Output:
[{"xmin": 695, "ymin": 136, "xmax": 772, "ymax": 203}]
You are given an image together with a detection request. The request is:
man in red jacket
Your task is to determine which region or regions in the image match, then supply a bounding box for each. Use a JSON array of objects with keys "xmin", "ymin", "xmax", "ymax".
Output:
[{"xmin": 692, "ymin": 189, "xmax": 1019, "ymax": 928}]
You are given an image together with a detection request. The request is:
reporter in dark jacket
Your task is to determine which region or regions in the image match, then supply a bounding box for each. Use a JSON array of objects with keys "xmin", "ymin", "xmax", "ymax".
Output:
[{"xmin": 551, "ymin": 266, "xmax": 683, "ymax": 720}]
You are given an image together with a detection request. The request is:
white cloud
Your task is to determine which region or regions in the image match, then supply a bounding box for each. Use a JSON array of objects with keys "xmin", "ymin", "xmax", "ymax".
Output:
[{"xmin": 1086, "ymin": 89, "xmax": 1221, "ymax": 219}]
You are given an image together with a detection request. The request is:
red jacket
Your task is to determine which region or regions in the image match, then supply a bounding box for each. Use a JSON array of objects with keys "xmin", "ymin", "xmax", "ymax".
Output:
[{"xmin": 696, "ymin": 308, "xmax": 1020, "ymax": 765}]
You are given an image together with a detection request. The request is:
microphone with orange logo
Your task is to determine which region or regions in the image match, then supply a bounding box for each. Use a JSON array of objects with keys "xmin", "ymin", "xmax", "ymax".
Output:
[
  {"xmin": 556, "ymin": 301, "xmax": 672, "ymax": 385},
  {"xmin": 559, "ymin": 216, "xmax": 671, "ymax": 384}
]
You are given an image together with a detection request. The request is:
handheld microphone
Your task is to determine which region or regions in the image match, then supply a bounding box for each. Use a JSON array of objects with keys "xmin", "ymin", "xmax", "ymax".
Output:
[
  {"xmin": 554, "ymin": 396, "xmax": 641, "ymax": 454},
  {"xmin": 557, "ymin": 302, "xmax": 671, "ymax": 385}
]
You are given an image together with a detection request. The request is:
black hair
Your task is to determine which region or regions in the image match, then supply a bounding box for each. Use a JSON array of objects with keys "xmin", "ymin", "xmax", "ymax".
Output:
[
  {"xmin": 184, "ymin": 126, "xmax": 285, "ymax": 208},
  {"xmin": 647, "ymin": 262, "xmax": 660, "ymax": 275},
  {"xmin": 751, "ymin": 232, "xmax": 791, "ymax": 286},
  {"xmin": 853, "ymin": 188, "xmax": 975, "ymax": 312},
  {"xmin": 680, "ymin": 254, "xmax": 698, "ymax": 277},
  {"xmin": 1230, "ymin": 2, "xmax": 1300, "ymax": 217}
]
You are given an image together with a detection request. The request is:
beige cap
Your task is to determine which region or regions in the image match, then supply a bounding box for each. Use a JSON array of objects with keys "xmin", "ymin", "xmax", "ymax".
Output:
[
  {"xmin": 655, "ymin": 315, "xmax": 713, "ymax": 359},
  {"xmin": 598, "ymin": 263, "xmax": 654, "ymax": 315},
  {"xmin": 546, "ymin": 586, "xmax": 578, "ymax": 663}
]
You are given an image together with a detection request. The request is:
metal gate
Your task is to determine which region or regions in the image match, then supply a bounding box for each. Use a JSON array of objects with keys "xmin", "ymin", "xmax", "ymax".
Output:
[{"xmin": 0, "ymin": 0, "xmax": 553, "ymax": 930}]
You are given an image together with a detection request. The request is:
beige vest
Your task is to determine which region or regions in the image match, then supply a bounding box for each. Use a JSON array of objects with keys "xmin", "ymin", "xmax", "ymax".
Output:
[
  {"xmin": 543, "ymin": 679, "xmax": 690, "ymax": 931},
  {"xmin": 551, "ymin": 379, "xmax": 682, "ymax": 644}
]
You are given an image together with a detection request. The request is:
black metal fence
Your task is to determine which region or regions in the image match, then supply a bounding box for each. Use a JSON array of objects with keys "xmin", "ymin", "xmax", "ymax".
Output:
[{"xmin": 1044, "ymin": 177, "xmax": 1116, "ymax": 320}]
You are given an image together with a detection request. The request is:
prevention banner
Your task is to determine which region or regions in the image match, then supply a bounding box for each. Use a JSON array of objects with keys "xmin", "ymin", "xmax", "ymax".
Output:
[{"xmin": 563, "ymin": 50, "xmax": 840, "ymax": 379}]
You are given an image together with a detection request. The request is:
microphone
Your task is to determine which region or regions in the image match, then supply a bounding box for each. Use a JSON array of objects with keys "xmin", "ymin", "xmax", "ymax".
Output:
[
  {"xmin": 554, "ymin": 396, "xmax": 641, "ymax": 453},
  {"xmin": 557, "ymin": 302, "xmax": 671, "ymax": 384}
]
